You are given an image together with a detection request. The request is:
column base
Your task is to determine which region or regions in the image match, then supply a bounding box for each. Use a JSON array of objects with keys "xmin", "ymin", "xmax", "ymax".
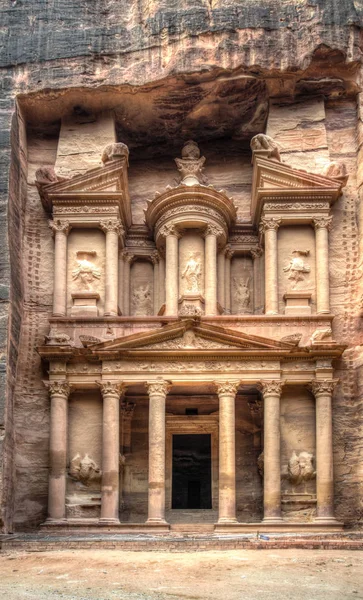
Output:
[
  {"xmin": 314, "ymin": 516, "xmax": 340, "ymax": 524},
  {"xmin": 104, "ymin": 311, "xmax": 118, "ymax": 317},
  {"xmin": 44, "ymin": 517, "xmax": 67, "ymax": 524},
  {"xmin": 265, "ymin": 311, "xmax": 278, "ymax": 316},
  {"xmin": 262, "ymin": 516, "xmax": 283, "ymax": 523},
  {"xmin": 217, "ymin": 517, "xmax": 238, "ymax": 524},
  {"xmin": 145, "ymin": 518, "xmax": 169, "ymax": 525},
  {"xmin": 99, "ymin": 518, "xmax": 120, "ymax": 525}
]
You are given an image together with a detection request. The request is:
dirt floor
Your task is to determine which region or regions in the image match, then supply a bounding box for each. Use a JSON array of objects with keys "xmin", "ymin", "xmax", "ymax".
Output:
[{"xmin": 1, "ymin": 549, "xmax": 363, "ymax": 600}]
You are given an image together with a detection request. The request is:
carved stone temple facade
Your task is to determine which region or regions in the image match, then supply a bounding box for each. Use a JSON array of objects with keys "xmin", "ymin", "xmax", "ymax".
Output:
[{"xmin": 15, "ymin": 124, "xmax": 347, "ymax": 536}]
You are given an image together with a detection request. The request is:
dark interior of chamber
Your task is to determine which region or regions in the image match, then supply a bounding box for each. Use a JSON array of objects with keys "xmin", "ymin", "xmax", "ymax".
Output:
[{"xmin": 172, "ymin": 434, "xmax": 212, "ymax": 509}]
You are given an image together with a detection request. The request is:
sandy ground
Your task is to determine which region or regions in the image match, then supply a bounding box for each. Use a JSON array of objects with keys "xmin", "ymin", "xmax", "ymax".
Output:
[{"xmin": 1, "ymin": 549, "xmax": 363, "ymax": 600}]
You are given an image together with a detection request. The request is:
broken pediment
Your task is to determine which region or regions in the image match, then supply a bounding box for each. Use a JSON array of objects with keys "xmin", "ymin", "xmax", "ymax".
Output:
[{"xmin": 36, "ymin": 155, "xmax": 131, "ymax": 227}]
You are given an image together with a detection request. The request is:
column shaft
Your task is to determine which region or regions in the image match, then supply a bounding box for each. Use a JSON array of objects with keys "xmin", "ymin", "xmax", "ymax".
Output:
[
  {"xmin": 122, "ymin": 253, "xmax": 132, "ymax": 316},
  {"xmin": 104, "ymin": 229, "xmax": 119, "ymax": 316},
  {"xmin": 159, "ymin": 255, "xmax": 166, "ymax": 307},
  {"xmin": 225, "ymin": 248, "xmax": 233, "ymax": 313},
  {"xmin": 118, "ymin": 252, "xmax": 124, "ymax": 315},
  {"xmin": 49, "ymin": 220, "xmax": 70, "ymax": 317},
  {"xmin": 46, "ymin": 382, "xmax": 70, "ymax": 521},
  {"xmin": 314, "ymin": 218, "xmax": 332, "ymax": 314},
  {"xmin": 146, "ymin": 380, "xmax": 170, "ymax": 523},
  {"xmin": 217, "ymin": 250, "xmax": 225, "ymax": 308},
  {"xmin": 165, "ymin": 234, "xmax": 179, "ymax": 317},
  {"xmin": 216, "ymin": 381, "xmax": 239, "ymax": 523},
  {"xmin": 153, "ymin": 256, "xmax": 160, "ymax": 315},
  {"xmin": 260, "ymin": 381, "xmax": 282, "ymax": 522},
  {"xmin": 99, "ymin": 382, "xmax": 124, "ymax": 523},
  {"xmin": 262, "ymin": 220, "xmax": 280, "ymax": 315},
  {"xmin": 205, "ymin": 232, "xmax": 218, "ymax": 316}
]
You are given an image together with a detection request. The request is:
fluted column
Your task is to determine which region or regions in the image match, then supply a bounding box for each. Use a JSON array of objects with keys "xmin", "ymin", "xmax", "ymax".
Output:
[
  {"xmin": 151, "ymin": 251, "xmax": 160, "ymax": 315},
  {"xmin": 313, "ymin": 217, "xmax": 332, "ymax": 315},
  {"xmin": 204, "ymin": 225, "xmax": 221, "ymax": 316},
  {"xmin": 121, "ymin": 251, "xmax": 133, "ymax": 316},
  {"xmin": 260, "ymin": 218, "xmax": 281, "ymax": 315},
  {"xmin": 44, "ymin": 380, "xmax": 71, "ymax": 521},
  {"xmin": 259, "ymin": 380, "xmax": 283, "ymax": 522},
  {"xmin": 161, "ymin": 224, "xmax": 180, "ymax": 317},
  {"xmin": 217, "ymin": 248, "xmax": 226, "ymax": 309},
  {"xmin": 98, "ymin": 381, "xmax": 125, "ymax": 523},
  {"xmin": 251, "ymin": 246, "xmax": 263, "ymax": 314},
  {"xmin": 215, "ymin": 380, "xmax": 239, "ymax": 523},
  {"xmin": 49, "ymin": 220, "xmax": 70, "ymax": 317},
  {"xmin": 146, "ymin": 379, "xmax": 171, "ymax": 523},
  {"xmin": 310, "ymin": 379, "xmax": 338, "ymax": 521},
  {"xmin": 100, "ymin": 220, "xmax": 124, "ymax": 316},
  {"xmin": 224, "ymin": 246, "xmax": 234, "ymax": 314}
]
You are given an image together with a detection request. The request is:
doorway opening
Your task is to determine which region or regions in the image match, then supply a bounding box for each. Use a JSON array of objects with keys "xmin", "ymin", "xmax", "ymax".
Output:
[{"xmin": 172, "ymin": 434, "xmax": 212, "ymax": 509}]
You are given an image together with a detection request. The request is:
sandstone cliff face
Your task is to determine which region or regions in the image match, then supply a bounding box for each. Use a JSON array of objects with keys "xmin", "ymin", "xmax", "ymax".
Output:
[{"xmin": 1, "ymin": 1, "xmax": 363, "ymax": 532}]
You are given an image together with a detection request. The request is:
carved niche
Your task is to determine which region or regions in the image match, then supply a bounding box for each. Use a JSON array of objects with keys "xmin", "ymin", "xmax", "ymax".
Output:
[{"xmin": 130, "ymin": 259, "xmax": 154, "ymax": 317}]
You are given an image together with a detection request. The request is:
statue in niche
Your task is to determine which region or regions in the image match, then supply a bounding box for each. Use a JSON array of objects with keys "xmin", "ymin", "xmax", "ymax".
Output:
[
  {"xmin": 132, "ymin": 283, "xmax": 152, "ymax": 316},
  {"xmin": 283, "ymin": 250, "xmax": 310, "ymax": 288},
  {"xmin": 69, "ymin": 453, "xmax": 102, "ymax": 486},
  {"xmin": 72, "ymin": 251, "xmax": 101, "ymax": 290},
  {"xmin": 282, "ymin": 451, "xmax": 316, "ymax": 493},
  {"xmin": 233, "ymin": 276, "xmax": 251, "ymax": 312},
  {"xmin": 181, "ymin": 252, "xmax": 202, "ymax": 293}
]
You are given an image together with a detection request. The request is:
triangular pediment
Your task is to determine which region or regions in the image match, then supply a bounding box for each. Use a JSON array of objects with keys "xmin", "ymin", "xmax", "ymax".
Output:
[
  {"xmin": 86, "ymin": 320, "xmax": 297, "ymax": 357},
  {"xmin": 37, "ymin": 159, "xmax": 131, "ymax": 226}
]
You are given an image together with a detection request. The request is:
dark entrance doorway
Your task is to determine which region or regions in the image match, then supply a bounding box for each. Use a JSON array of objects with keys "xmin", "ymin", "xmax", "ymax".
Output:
[{"xmin": 172, "ymin": 434, "xmax": 212, "ymax": 509}]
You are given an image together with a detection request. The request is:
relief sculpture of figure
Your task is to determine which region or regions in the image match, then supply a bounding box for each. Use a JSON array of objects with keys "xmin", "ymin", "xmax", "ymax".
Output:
[
  {"xmin": 283, "ymin": 250, "xmax": 310, "ymax": 288},
  {"xmin": 132, "ymin": 284, "xmax": 152, "ymax": 316},
  {"xmin": 282, "ymin": 451, "xmax": 316, "ymax": 493},
  {"xmin": 233, "ymin": 276, "xmax": 251, "ymax": 311},
  {"xmin": 69, "ymin": 453, "xmax": 102, "ymax": 486},
  {"xmin": 181, "ymin": 252, "xmax": 201, "ymax": 293},
  {"xmin": 72, "ymin": 251, "xmax": 101, "ymax": 291}
]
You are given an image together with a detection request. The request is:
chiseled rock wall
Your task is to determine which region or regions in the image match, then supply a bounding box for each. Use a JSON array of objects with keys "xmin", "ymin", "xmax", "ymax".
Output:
[{"xmin": 1, "ymin": 1, "xmax": 363, "ymax": 531}]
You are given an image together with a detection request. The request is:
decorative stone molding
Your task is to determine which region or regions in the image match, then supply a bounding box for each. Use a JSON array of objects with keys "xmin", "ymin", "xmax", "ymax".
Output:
[
  {"xmin": 309, "ymin": 379, "xmax": 338, "ymax": 396},
  {"xmin": 48, "ymin": 219, "xmax": 71, "ymax": 235},
  {"xmin": 250, "ymin": 134, "xmax": 281, "ymax": 161},
  {"xmin": 97, "ymin": 381, "xmax": 125, "ymax": 398},
  {"xmin": 179, "ymin": 304, "xmax": 203, "ymax": 317},
  {"xmin": 214, "ymin": 380, "xmax": 240, "ymax": 395},
  {"xmin": 174, "ymin": 140, "xmax": 206, "ymax": 185},
  {"xmin": 44, "ymin": 380, "xmax": 71, "ymax": 398},
  {"xmin": 100, "ymin": 219, "xmax": 125, "ymax": 236},
  {"xmin": 159, "ymin": 223, "xmax": 182, "ymax": 238},
  {"xmin": 101, "ymin": 142, "xmax": 129, "ymax": 165},
  {"xmin": 313, "ymin": 216, "xmax": 333, "ymax": 231},
  {"xmin": 258, "ymin": 380, "xmax": 283, "ymax": 396},
  {"xmin": 259, "ymin": 217, "xmax": 281, "ymax": 234},
  {"xmin": 146, "ymin": 379, "xmax": 171, "ymax": 397}
]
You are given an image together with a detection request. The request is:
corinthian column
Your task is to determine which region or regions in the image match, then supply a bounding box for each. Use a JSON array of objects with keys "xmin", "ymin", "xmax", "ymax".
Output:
[
  {"xmin": 217, "ymin": 248, "xmax": 226, "ymax": 309},
  {"xmin": 44, "ymin": 380, "xmax": 71, "ymax": 521},
  {"xmin": 310, "ymin": 379, "xmax": 338, "ymax": 521},
  {"xmin": 313, "ymin": 217, "xmax": 332, "ymax": 315},
  {"xmin": 215, "ymin": 380, "xmax": 239, "ymax": 523},
  {"xmin": 160, "ymin": 224, "xmax": 180, "ymax": 317},
  {"xmin": 251, "ymin": 246, "xmax": 263, "ymax": 314},
  {"xmin": 260, "ymin": 218, "xmax": 281, "ymax": 315},
  {"xmin": 146, "ymin": 379, "xmax": 171, "ymax": 523},
  {"xmin": 204, "ymin": 225, "xmax": 221, "ymax": 316},
  {"xmin": 121, "ymin": 251, "xmax": 133, "ymax": 316},
  {"xmin": 158, "ymin": 251, "xmax": 166, "ymax": 308},
  {"xmin": 97, "ymin": 381, "xmax": 125, "ymax": 523},
  {"xmin": 224, "ymin": 246, "xmax": 234, "ymax": 314},
  {"xmin": 259, "ymin": 380, "xmax": 283, "ymax": 522},
  {"xmin": 151, "ymin": 251, "xmax": 160, "ymax": 315},
  {"xmin": 49, "ymin": 220, "xmax": 70, "ymax": 317},
  {"xmin": 100, "ymin": 220, "xmax": 124, "ymax": 316}
]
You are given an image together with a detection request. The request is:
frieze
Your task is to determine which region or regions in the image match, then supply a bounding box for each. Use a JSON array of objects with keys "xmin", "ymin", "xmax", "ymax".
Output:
[
  {"xmin": 54, "ymin": 206, "xmax": 118, "ymax": 214},
  {"xmin": 229, "ymin": 235, "xmax": 259, "ymax": 244},
  {"xmin": 102, "ymin": 360, "xmax": 280, "ymax": 373},
  {"xmin": 264, "ymin": 203, "xmax": 330, "ymax": 211}
]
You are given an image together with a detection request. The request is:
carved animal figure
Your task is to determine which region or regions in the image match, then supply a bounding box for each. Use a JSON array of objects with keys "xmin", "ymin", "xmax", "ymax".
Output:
[
  {"xmin": 45, "ymin": 329, "xmax": 72, "ymax": 345},
  {"xmin": 69, "ymin": 453, "xmax": 102, "ymax": 486},
  {"xmin": 181, "ymin": 253, "xmax": 202, "ymax": 293},
  {"xmin": 282, "ymin": 451, "xmax": 316, "ymax": 492},
  {"xmin": 132, "ymin": 284, "xmax": 152, "ymax": 316},
  {"xmin": 283, "ymin": 250, "xmax": 310, "ymax": 288},
  {"xmin": 233, "ymin": 276, "xmax": 251, "ymax": 311},
  {"xmin": 101, "ymin": 142, "xmax": 129, "ymax": 164},
  {"xmin": 250, "ymin": 134, "xmax": 281, "ymax": 161},
  {"xmin": 310, "ymin": 327, "xmax": 333, "ymax": 343}
]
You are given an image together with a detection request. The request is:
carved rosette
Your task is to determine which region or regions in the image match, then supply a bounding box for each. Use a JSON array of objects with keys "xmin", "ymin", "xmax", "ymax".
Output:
[
  {"xmin": 48, "ymin": 219, "xmax": 71, "ymax": 236},
  {"xmin": 259, "ymin": 217, "xmax": 281, "ymax": 234},
  {"xmin": 214, "ymin": 380, "xmax": 240, "ymax": 396},
  {"xmin": 159, "ymin": 223, "xmax": 182, "ymax": 239},
  {"xmin": 97, "ymin": 381, "xmax": 125, "ymax": 398},
  {"xmin": 309, "ymin": 379, "xmax": 338, "ymax": 397},
  {"xmin": 44, "ymin": 380, "xmax": 71, "ymax": 398},
  {"xmin": 100, "ymin": 219, "xmax": 125, "ymax": 237},
  {"xmin": 146, "ymin": 379, "xmax": 171, "ymax": 397},
  {"xmin": 313, "ymin": 216, "xmax": 333, "ymax": 231},
  {"xmin": 258, "ymin": 380, "xmax": 284, "ymax": 397}
]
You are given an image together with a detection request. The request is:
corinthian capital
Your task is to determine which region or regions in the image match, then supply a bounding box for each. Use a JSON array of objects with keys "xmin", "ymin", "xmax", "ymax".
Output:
[
  {"xmin": 48, "ymin": 219, "xmax": 70, "ymax": 235},
  {"xmin": 313, "ymin": 216, "xmax": 333, "ymax": 231},
  {"xmin": 214, "ymin": 380, "xmax": 240, "ymax": 396},
  {"xmin": 97, "ymin": 381, "xmax": 125, "ymax": 398},
  {"xmin": 44, "ymin": 380, "xmax": 71, "ymax": 398},
  {"xmin": 159, "ymin": 223, "xmax": 182, "ymax": 239},
  {"xmin": 146, "ymin": 379, "xmax": 171, "ymax": 397},
  {"xmin": 259, "ymin": 217, "xmax": 281, "ymax": 234},
  {"xmin": 258, "ymin": 380, "xmax": 283, "ymax": 397},
  {"xmin": 224, "ymin": 245, "xmax": 234, "ymax": 260},
  {"xmin": 309, "ymin": 379, "xmax": 338, "ymax": 396},
  {"xmin": 100, "ymin": 219, "xmax": 125, "ymax": 236},
  {"xmin": 204, "ymin": 224, "xmax": 223, "ymax": 238},
  {"xmin": 150, "ymin": 251, "xmax": 160, "ymax": 265},
  {"xmin": 121, "ymin": 250, "xmax": 135, "ymax": 264},
  {"xmin": 251, "ymin": 246, "xmax": 263, "ymax": 259}
]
